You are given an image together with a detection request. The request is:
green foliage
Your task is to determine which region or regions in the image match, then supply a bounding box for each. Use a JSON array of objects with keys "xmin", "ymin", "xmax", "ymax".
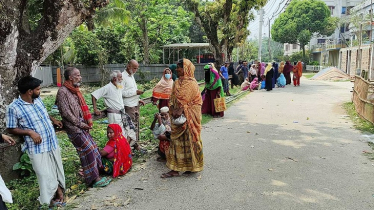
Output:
[
  {"xmin": 12, "ymin": 153, "xmax": 33, "ymax": 177},
  {"xmin": 271, "ymin": 0, "xmax": 337, "ymax": 59}
]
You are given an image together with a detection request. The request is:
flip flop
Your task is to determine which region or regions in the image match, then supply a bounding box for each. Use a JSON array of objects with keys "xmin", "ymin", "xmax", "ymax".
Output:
[
  {"xmin": 93, "ymin": 177, "xmax": 111, "ymax": 188},
  {"xmin": 161, "ymin": 172, "xmax": 179, "ymax": 178}
]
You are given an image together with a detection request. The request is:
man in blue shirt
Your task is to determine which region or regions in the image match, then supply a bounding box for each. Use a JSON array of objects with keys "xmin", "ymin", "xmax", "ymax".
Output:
[
  {"xmin": 6, "ymin": 76, "xmax": 66, "ymax": 208},
  {"xmin": 220, "ymin": 61, "xmax": 231, "ymax": 96}
]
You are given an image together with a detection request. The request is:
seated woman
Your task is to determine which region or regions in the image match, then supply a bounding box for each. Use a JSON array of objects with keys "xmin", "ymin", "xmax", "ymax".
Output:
[
  {"xmin": 249, "ymin": 77, "xmax": 259, "ymax": 91},
  {"xmin": 277, "ymin": 73, "xmax": 286, "ymax": 88},
  {"xmin": 241, "ymin": 78, "xmax": 251, "ymax": 91},
  {"xmin": 150, "ymin": 106, "xmax": 171, "ymax": 162},
  {"xmin": 100, "ymin": 124, "xmax": 132, "ymax": 178}
]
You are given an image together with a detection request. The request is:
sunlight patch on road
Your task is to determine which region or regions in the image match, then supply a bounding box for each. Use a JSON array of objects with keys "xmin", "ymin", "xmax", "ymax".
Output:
[
  {"xmin": 272, "ymin": 140, "xmax": 306, "ymax": 148},
  {"xmin": 271, "ymin": 180, "xmax": 288, "ymax": 187}
]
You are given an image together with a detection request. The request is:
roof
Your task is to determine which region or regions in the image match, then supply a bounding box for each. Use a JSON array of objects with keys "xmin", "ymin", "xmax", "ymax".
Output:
[{"xmin": 162, "ymin": 43, "xmax": 210, "ymax": 49}]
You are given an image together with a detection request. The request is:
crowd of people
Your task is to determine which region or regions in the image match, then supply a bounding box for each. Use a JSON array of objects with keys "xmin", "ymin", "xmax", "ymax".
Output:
[
  {"xmin": 0, "ymin": 57, "xmax": 303, "ymax": 209},
  {"xmin": 229, "ymin": 60, "xmax": 303, "ymax": 92}
]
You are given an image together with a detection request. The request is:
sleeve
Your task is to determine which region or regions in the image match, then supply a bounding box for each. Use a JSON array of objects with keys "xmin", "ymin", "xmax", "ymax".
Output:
[
  {"xmin": 0, "ymin": 133, "xmax": 3, "ymax": 143},
  {"xmin": 6, "ymin": 105, "xmax": 18, "ymax": 129},
  {"xmin": 91, "ymin": 85, "xmax": 106, "ymax": 100},
  {"xmin": 56, "ymin": 91, "xmax": 84, "ymax": 127}
]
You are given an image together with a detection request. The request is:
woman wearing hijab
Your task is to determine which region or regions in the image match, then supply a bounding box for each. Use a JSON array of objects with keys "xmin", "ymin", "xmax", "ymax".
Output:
[
  {"xmin": 264, "ymin": 63, "xmax": 274, "ymax": 91},
  {"xmin": 152, "ymin": 68, "xmax": 174, "ymax": 109},
  {"xmin": 202, "ymin": 64, "xmax": 224, "ymax": 118},
  {"xmin": 100, "ymin": 124, "xmax": 132, "ymax": 178},
  {"xmin": 169, "ymin": 64, "xmax": 178, "ymax": 81},
  {"xmin": 228, "ymin": 62, "xmax": 239, "ymax": 88},
  {"xmin": 283, "ymin": 61, "xmax": 293, "ymax": 85},
  {"xmin": 250, "ymin": 77, "xmax": 259, "ymax": 91},
  {"xmin": 293, "ymin": 61, "xmax": 303, "ymax": 86},
  {"xmin": 277, "ymin": 73, "xmax": 286, "ymax": 88},
  {"xmin": 279, "ymin": 61, "xmax": 285, "ymax": 74},
  {"xmin": 161, "ymin": 58, "xmax": 204, "ymax": 178},
  {"xmin": 272, "ymin": 62, "xmax": 279, "ymax": 88}
]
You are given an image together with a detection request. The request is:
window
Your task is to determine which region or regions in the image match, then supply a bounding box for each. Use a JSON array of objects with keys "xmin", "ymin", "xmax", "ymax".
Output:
[
  {"xmin": 293, "ymin": 44, "xmax": 297, "ymax": 49},
  {"xmin": 286, "ymin": 45, "xmax": 289, "ymax": 51},
  {"xmin": 342, "ymin": 7, "xmax": 346, "ymax": 14},
  {"xmin": 317, "ymin": 39, "xmax": 326, "ymax": 44},
  {"xmin": 329, "ymin": 6, "xmax": 335, "ymax": 15}
]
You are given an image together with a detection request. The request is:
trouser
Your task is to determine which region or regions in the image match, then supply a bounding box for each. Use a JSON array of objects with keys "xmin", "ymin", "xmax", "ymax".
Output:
[
  {"xmin": 293, "ymin": 77, "xmax": 300, "ymax": 86},
  {"xmin": 0, "ymin": 196, "xmax": 7, "ymax": 210}
]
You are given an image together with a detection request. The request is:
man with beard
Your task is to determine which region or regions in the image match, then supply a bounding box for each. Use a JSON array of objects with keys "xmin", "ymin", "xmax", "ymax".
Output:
[
  {"xmin": 56, "ymin": 67, "xmax": 110, "ymax": 188},
  {"xmin": 121, "ymin": 60, "xmax": 146, "ymax": 153},
  {"xmin": 6, "ymin": 76, "xmax": 66, "ymax": 208},
  {"xmin": 91, "ymin": 70, "xmax": 136, "ymax": 144}
]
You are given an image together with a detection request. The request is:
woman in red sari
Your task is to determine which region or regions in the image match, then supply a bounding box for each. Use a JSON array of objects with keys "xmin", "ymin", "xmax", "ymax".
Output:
[
  {"xmin": 152, "ymin": 68, "xmax": 174, "ymax": 109},
  {"xmin": 100, "ymin": 124, "xmax": 132, "ymax": 178}
]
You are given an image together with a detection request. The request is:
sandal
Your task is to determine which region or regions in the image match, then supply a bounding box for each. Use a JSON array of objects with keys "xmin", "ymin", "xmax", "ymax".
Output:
[
  {"xmin": 161, "ymin": 171, "xmax": 179, "ymax": 178},
  {"xmin": 92, "ymin": 177, "xmax": 111, "ymax": 188}
]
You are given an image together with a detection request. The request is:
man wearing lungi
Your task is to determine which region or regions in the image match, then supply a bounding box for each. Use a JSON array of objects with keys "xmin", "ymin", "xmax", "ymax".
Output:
[
  {"xmin": 56, "ymin": 67, "xmax": 110, "ymax": 188},
  {"xmin": 6, "ymin": 76, "xmax": 66, "ymax": 208}
]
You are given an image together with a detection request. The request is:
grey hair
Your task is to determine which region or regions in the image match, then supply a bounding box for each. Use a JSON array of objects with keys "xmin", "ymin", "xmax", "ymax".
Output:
[{"xmin": 110, "ymin": 70, "xmax": 121, "ymax": 81}]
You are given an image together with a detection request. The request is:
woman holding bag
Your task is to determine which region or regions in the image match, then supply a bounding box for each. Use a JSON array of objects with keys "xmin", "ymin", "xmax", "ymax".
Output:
[
  {"xmin": 201, "ymin": 64, "xmax": 224, "ymax": 118},
  {"xmin": 161, "ymin": 59, "xmax": 204, "ymax": 178}
]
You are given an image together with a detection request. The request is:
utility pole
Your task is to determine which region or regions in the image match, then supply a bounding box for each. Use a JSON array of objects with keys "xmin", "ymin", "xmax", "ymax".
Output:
[
  {"xmin": 268, "ymin": 18, "xmax": 272, "ymax": 61},
  {"xmin": 258, "ymin": 8, "xmax": 264, "ymax": 62},
  {"xmin": 370, "ymin": 0, "xmax": 373, "ymax": 80}
]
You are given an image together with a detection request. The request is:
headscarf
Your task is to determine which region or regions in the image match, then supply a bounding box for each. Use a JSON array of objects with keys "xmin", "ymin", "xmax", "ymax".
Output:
[
  {"xmin": 261, "ymin": 62, "xmax": 266, "ymax": 75},
  {"xmin": 277, "ymin": 73, "xmax": 286, "ymax": 86},
  {"xmin": 169, "ymin": 64, "xmax": 178, "ymax": 81},
  {"xmin": 295, "ymin": 61, "xmax": 303, "ymax": 77},
  {"xmin": 279, "ymin": 61, "xmax": 285, "ymax": 74},
  {"xmin": 105, "ymin": 124, "xmax": 132, "ymax": 178},
  {"xmin": 160, "ymin": 106, "xmax": 169, "ymax": 113},
  {"xmin": 152, "ymin": 68, "xmax": 174, "ymax": 100},
  {"xmin": 63, "ymin": 81, "xmax": 93, "ymax": 127},
  {"xmin": 283, "ymin": 61, "xmax": 293, "ymax": 74},
  {"xmin": 170, "ymin": 58, "xmax": 202, "ymax": 144},
  {"xmin": 204, "ymin": 64, "xmax": 224, "ymax": 97},
  {"xmin": 264, "ymin": 63, "xmax": 273, "ymax": 75},
  {"xmin": 250, "ymin": 78, "xmax": 259, "ymax": 90}
]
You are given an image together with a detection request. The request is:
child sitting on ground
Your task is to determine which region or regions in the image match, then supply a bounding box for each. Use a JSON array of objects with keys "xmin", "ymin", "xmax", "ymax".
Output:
[
  {"xmin": 100, "ymin": 124, "xmax": 132, "ymax": 178},
  {"xmin": 150, "ymin": 106, "xmax": 171, "ymax": 162}
]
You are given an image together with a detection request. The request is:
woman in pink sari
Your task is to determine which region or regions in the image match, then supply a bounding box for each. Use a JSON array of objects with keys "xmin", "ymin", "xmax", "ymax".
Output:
[{"xmin": 152, "ymin": 68, "xmax": 174, "ymax": 109}]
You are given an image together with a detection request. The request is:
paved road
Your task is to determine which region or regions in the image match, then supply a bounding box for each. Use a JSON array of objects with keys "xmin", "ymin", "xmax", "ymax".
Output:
[{"xmin": 72, "ymin": 78, "xmax": 374, "ymax": 210}]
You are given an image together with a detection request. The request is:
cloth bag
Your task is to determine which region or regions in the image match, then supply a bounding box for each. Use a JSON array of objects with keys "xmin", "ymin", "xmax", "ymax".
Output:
[
  {"xmin": 214, "ymin": 97, "xmax": 227, "ymax": 112},
  {"xmin": 0, "ymin": 175, "xmax": 13, "ymax": 203},
  {"xmin": 173, "ymin": 114, "xmax": 186, "ymax": 125}
]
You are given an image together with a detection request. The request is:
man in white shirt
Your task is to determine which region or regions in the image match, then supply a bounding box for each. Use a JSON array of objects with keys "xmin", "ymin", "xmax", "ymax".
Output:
[{"xmin": 122, "ymin": 60, "xmax": 145, "ymax": 152}]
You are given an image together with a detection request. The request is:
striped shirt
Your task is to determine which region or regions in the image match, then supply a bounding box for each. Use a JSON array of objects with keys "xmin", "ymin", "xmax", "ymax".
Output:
[{"xmin": 6, "ymin": 97, "xmax": 58, "ymax": 154}]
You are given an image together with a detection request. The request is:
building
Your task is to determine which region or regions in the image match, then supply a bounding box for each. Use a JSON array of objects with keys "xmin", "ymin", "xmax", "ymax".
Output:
[{"xmin": 283, "ymin": 0, "xmax": 362, "ymax": 67}]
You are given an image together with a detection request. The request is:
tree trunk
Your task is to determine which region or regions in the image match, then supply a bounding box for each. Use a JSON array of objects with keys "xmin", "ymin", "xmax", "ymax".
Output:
[
  {"xmin": 0, "ymin": 0, "xmax": 109, "ymax": 181},
  {"xmin": 140, "ymin": 16, "xmax": 150, "ymax": 65}
]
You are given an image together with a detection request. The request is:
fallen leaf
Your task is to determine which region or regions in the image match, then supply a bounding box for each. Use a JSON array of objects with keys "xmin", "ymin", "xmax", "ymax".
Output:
[
  {"xmin": 123, "ymin": 198, "xmax": 131, "ymax": 206},
  {"xmin": 247, "ymin": 131, "xmax": 251, "ymax": 133},
  {"xmin": 91, "ymin": 204, "xmax": 98, "ymax": 210},
  {"xmin": 307, "ymin": 117, "xmax": 309, "ymax": 120},
  {"xmin": 268, "ymin": 168, "xmax": 273, "ymax": 171},
  {"xmin": 70, "ymin": 184, "xmax": 78, "ymax": 190}
]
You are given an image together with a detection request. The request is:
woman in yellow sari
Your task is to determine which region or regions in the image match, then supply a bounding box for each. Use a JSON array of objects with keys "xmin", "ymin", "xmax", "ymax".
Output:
[{"xmin": 161, "ymin": 59, "xmax": 204, "ymax": 178}]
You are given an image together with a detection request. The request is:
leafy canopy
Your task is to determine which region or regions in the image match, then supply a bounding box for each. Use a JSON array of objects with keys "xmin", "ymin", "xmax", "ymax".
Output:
[{"xmin": 271, "ymin": 0, "xmax": 337, "ymax": 45}]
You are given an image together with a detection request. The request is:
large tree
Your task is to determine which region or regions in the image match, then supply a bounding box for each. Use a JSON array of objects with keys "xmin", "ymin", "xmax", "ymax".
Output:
[
  {"xmin": 184, "ymin": 0, "xmax": 267, "ymax": 65},
  {"xmin": 0, "ymin": 0, "xmax": 109, "ymax": 128},
  {"xmin": 271, "ymin": 0, "xmax": 338, "ymax": 59}
]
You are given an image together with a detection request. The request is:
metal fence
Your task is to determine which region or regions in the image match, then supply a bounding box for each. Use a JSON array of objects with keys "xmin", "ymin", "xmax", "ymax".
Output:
[
  {"xmin": 305, "ymin": 65, "xmax": 326, "ymax": 72},
  {"xmin": 52, "ymin": 63, "xmax": 208, "ymax": 84}
]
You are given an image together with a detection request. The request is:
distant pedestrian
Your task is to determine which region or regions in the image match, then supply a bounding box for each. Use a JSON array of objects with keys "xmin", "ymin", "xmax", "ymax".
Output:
[
  {"xmin": 293, "ymin": 61, "xmax": 303, "ymax": 86},
  {"xmin": 219, "ymin": 61, "xmax": 231, "ymax": 96},
  {"xmin": 202, "ymin": 64, "xmax": 224, "ymax": 118},
  {"xmin": 283, "ymin": 61, "xmax": 293, "ymax": 85},
  {"xmin": 228, "ymin": 62, "xmax": 239, "ymax": 88},
  {"xmin": 264, "ymin": 63, "xmax": 274, "ymax": 91}
]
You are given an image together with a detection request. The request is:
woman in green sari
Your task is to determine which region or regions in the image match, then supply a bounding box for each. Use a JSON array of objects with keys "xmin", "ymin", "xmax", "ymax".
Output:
[{"xmin": 201, "ymin": 64, "xmax": 224, "ymax": 117}]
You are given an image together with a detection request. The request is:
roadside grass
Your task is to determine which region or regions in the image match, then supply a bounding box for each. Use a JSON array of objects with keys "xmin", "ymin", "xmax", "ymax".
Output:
[
  {"xmin": 6, "ymin": 81, "xmax": 242, "ymax": 209},
  {"xmin": 303, "ymin": 73, "xmax": 315, "ymax": 79},
  {"xmin": 343, "ymin": 102, "xmax": 374, "ymax": 160}
]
